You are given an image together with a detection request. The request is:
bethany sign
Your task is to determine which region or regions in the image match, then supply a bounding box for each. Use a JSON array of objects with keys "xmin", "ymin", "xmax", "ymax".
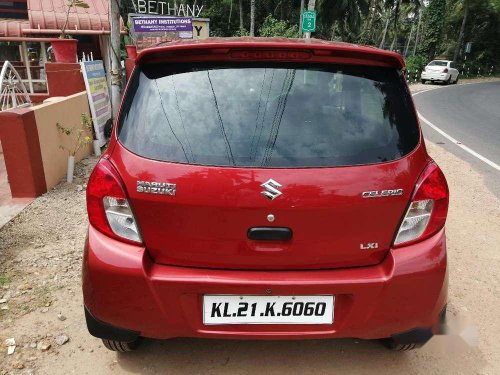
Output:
[
  {"xmin": 132, "ymin": 1, "xmax": 203, "ymax": 17},
  {"xmin": 129, "ymin": 13, "xmax": 210, "ymax": 50},
  {"xmin": 132, "ymin": 16, "xmax": 193, "ymax": 33}
]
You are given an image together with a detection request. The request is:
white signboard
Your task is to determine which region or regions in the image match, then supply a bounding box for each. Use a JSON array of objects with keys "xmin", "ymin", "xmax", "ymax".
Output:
[
  {"xmin": 132, "ymin": 1, "xmax": 203, "ymax": 17},
  {"xmin": 129, "ymin": 14, "xmax": 210, "ymax": 50},
  {"xmin": 80, "ymin": 60, "xmax": 111, "ymax": 147}
]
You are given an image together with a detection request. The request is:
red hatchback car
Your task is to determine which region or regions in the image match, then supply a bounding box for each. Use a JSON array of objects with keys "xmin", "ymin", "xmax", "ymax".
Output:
[{"xmin": 83, "ymin": 38, "xmax": 449, "ymax": 352}]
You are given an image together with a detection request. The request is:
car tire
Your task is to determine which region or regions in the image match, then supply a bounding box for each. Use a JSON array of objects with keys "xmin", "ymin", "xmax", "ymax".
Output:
[
  {"xmin": 445, "ymin": 76, "xmax": 451, "ymax": 85},
  {"xmin": 102, "ymin": 338, "xmax": 142, "ymax": 352},
  {"xmin": 420, "ymin": 79, "xmax": 426, "ymax": 84},
  {"xmin": 453, "ymin": 76, "xmax": 459, "ymax": 85}
]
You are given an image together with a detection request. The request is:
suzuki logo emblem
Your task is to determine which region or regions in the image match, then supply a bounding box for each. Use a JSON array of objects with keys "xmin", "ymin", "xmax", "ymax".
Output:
[{"xmin": 261, "ymin": 179, "xmax": 283, "ymax": 200}]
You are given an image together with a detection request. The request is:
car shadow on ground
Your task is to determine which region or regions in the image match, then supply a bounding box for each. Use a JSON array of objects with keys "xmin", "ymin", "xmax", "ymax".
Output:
[{"xmin": 113, "ymin": 334, "xmax": 486, "ymax": 374}]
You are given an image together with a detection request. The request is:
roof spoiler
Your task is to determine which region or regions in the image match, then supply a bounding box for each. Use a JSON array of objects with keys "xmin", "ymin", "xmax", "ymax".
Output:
[{"xmin": 135, "ymin": 41, "xmax": 404, "ymax": 69}]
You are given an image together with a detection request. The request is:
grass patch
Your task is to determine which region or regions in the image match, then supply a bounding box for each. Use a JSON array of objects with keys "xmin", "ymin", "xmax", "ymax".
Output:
[
  {"xmin": 0, "ymin": 274, "xmax": 10, "ymax": 286},
  {"xmin": 34, "ymin": 284, "xmax": 52, "ymax": 308}
]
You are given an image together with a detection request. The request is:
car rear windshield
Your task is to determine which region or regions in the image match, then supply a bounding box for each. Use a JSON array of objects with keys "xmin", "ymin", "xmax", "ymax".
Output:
[
  {"xmin": 429, "ymin": 61, "xmax": 448, "ymax": 66},
  {"xmin": 118, "ymin": 62, "xmax": 419, "ymax": 168}
]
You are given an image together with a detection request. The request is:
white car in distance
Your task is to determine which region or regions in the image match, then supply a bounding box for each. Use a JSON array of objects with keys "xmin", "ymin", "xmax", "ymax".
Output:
[{"xmin": 420, "ymin": 60, "xmax": 459, "ymax": 84}]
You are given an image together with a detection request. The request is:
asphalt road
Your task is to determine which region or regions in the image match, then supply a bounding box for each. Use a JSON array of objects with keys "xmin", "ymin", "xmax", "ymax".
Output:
[{"xmin": 413, "ymin": 81, "xmax": 500, "ymax": 197}]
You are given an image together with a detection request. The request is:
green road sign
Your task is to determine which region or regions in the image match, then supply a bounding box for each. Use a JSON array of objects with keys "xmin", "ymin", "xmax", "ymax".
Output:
[{"xmin": 301, "ymin": 10, "xmax": 317, "ymax": 33}]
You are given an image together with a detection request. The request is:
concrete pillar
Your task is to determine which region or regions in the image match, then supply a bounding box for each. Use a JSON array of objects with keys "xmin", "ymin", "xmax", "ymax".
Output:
[{"xmin": 0, "ymin": 108, "xmax": 47, "ymax": 197}]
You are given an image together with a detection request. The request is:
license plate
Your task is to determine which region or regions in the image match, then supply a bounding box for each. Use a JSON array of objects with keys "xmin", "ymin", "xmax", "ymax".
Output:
[{"xmin": 203, "ymin": 295, "xmax": 334, "ymax": 325}]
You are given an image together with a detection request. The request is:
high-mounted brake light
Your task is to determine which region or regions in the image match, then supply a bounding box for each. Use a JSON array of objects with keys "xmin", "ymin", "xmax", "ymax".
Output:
[
  {"xmin": 230, "ymin": 50, "xmax": 311, "ymax": 60},
  {"xmin": 86, "ymin": 159, "xmax": 142, "ymax": 244},
  {"xmin": 394, "ymin": 162, "xmax": 449, "ymax": 247}
]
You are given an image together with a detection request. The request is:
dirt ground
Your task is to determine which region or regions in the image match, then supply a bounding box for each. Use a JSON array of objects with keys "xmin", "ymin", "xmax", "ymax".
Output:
[{"xmin": 1, "ymin": 88, "xmax": 500, "ymax": 374}]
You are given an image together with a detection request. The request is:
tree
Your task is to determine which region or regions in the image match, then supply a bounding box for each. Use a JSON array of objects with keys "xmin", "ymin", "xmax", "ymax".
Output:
[
  {"xmin": 360, "ymin": 0, "xmax": 383, "ymax": 44},
  {"xmin": 389, "ymin": 0, "xmax": 401, "ymax": 50},
  {"xmin": 418, "ymin": 0, "xmax": 447, "ymax": 59},
  {"xmin": 115, "ymin": 0, "xmax": 498, "ymax": 72},
  {"xmin": 453, "ymin": 0, "xmax": 470, "ymax": 61},
  {"xmin": 228, "ymin": 0, "xmax": 233, "ymax": 30},
  {"xmin": 240, "ymin": 0, "xmax": 244, "ymax": 32},
  {"xmin": 250, "ymin": 0, "xmax": 255, "ymax": 36},
  {"xmin": 316, "ymin": 0, "xmax": 370, "ymax": 40},
  {"xmin": 403, "ymin": 19, "xmax": 414, "ymax": 56},
  {"xmin": 379, "ymin": 9, "xmax": 391, "ymax": 48},
  {"xmin": 448, "ymin": 0, "xmax": 500, "ymax": 66},
  {"xmin": 299, "ymin": 0, "xmax": 305, "ymax": 36},
  {"xmin": 413, "ymin": 4, "xmax": 423, "ymax": 56},
  {"xmin": 378, "ymin": 0, "xmax": 421, "ymax": 51}
]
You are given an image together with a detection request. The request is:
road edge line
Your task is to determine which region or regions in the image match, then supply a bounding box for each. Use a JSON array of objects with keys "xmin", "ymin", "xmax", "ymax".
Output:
[
  {"xmin": 417, "ymin": 111, "xmax": 500, "ymax": 172},
  {"xmin": 411, "ymin": 79, "xmax": 500, "ymax": 97}
]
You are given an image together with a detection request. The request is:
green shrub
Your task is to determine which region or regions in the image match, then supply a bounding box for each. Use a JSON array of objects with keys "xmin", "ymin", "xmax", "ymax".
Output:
[
  {"xmin": 405, "ymin": 55, "xmax": 427, "ymax": 73},
  {"xmin": 258, "ymin": 15, "xmax": 300, "ymax": 38},
  {"xmin": 235, "ymin": 28, "xmax": 250, "ymax": 37}
]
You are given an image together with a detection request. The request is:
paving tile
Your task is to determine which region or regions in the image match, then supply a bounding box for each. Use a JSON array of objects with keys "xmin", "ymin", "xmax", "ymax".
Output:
[{"xmin": 0, "ymin": 151, "xmax": 34, "ymax": 229}]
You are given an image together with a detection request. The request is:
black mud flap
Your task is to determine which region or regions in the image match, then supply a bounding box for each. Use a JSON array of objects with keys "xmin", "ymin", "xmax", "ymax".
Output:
[{"xmin": 84, "ymin": 306, "xmax": 140, "ymax": 343}]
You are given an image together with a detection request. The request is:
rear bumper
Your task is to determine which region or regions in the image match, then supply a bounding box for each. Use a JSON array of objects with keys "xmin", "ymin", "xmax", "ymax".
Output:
[
  {"xmin": 82, "ymin": 225, "xmax": 448, "ymax": 340},
  {"xmin": 421, "ymin": 71, "xmax": 450, "ymax": 81}
]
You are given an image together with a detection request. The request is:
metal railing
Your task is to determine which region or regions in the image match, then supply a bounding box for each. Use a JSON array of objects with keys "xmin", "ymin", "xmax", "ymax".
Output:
[
  {"xmin": 0, "ymin": 60, "xmax": 47, "ymax": 94},
  {"xmin": 406, "ymin": 65, "xmax": 497, "ymax": 84},
  {"xmin": 0, "ymin": 61, "xmax": 32, "ymax": 111}
]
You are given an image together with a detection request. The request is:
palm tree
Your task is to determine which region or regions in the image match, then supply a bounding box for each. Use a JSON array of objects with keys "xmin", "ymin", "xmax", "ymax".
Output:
[
  {"xmin": 453, "ymin": 0, "xmax": 470, "ymax": 61},
  {"xmin": 250, "ymin": 0, "xmax": 255, "ymax": 36},
  {"xmin": 403, "ymin": 19, "xmax": 415, "ymax": 56},
  {"xmin": 379, "ymin": 9, "xmax": 392, "ymax": 48},
  {"xmin": 316, "ymin": 0, "xmax": 370, "ymax": 39},
  {"xmin": 361, "ymin": 0, "xmax": 382, "ymax": 43},
  {"xmin": 412, "ymin": 4, "xmax": 423, "ymax": 56},
  {"xmin": 379, "ymin": 0, "xmax": 421, "ymax": 50},
  {"xmin": 299, "ymin": 0, "xmax": 305, "ymax": 36},
  {"xmin": 228, "ymin": 0, "xmax": 233, "ymax": 30},
  {"xmin": 239, "ymin": 0, "xmax": 244, "ymax": 33}
]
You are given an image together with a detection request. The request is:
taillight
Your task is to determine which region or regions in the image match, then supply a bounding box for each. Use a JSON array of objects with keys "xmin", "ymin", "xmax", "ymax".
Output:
[
  {"xmin": 443, "ymin": 68, "xmax": 449, "ymax": 73},
  {"xmin": 394, "ymin": 162, "xmax": 449, "ymax": 247},
  {"xmin": 86, "ymin": 159, "xmax": 142, "ymax": 244}
]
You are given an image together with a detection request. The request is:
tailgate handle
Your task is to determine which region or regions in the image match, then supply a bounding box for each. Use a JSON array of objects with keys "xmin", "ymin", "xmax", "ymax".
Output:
[{"xmin": 247, "ymin": 227, "xmax": 292, "ymax": 241}]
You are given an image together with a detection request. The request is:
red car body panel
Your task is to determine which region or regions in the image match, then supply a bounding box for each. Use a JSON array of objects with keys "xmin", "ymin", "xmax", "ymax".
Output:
[
  {"xmin": 111, "ymin": 143, "xmax": 429, "ymax": 270},
  {"xmin": 83, "ymin": 225, "xmax": 447, "ymax": 340},
  {"xmin": 83, "ymin": 38, "xmax": 448, "ymax": 342}
]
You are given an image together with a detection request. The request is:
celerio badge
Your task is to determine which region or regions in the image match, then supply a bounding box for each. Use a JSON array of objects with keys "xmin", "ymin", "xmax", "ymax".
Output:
[
  {"xmin": 362, "ymin": 189, "xmax": 403, "ymax": 198},
  {"xmin": 261, "ymin": 179, "xmax": 282, "ymax": 200},
  {"xmin": 137, "ymin": 181, "xmax": 176, "ymax": 195}
]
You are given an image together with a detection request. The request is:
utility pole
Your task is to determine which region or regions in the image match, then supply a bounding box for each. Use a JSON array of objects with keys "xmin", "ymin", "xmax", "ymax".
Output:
[
  {"xmin": 110, "ymin": 0, "xmax": 122, "ymax": 119},
  {"xmin": 304, "ymin": 0, "xmax": 316, "ymax": 39}
]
